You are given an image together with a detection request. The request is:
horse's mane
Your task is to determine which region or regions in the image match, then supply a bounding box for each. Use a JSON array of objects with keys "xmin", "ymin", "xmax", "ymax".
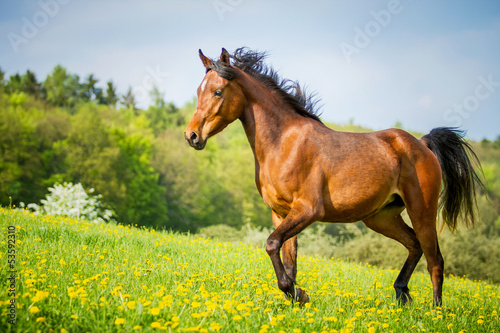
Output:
[{"xmin": 207, "ymin": 47, "xmax": 322, "ymax": 123}]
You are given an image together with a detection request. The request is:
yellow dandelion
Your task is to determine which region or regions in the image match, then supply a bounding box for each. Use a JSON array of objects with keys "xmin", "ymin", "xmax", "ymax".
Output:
[
  {"xmin": 233, "ymin": 315, "xmax": 243, "ymax": 321},
  {"xmin": 133, "ymin": 325, "xmax": 142, "ymax": 330},
  {"xmin": 151, "ymin": 322, "xmax": 161, "ymax": 328},
  {"xmin": 368, "ymin": 327, "xmax": 376, "ymax": 333},
  {"xmin": 149, "ymin": 307, "xmax": 161, "ymax": 316},
  {"xmin": 70, "ymin": 314, "xmax": 78, "ymax": 319},
  {"xmin": 29, "ymin": 306, "xmax": 40, "ymax": 314},
  {"xmin": 210, "ymin": 322, "xmax": 222, "ymax": 331},
  {"xmin": 127, "ymin": 301, "xmax": 136, "ymax": 310},
  {"xmin": 114, "ymin": 318, "xmax": 125, "ymax": 325},
  {"xmin": 36, "ymin": 317, "xmax": 45, "ymax": 323}
]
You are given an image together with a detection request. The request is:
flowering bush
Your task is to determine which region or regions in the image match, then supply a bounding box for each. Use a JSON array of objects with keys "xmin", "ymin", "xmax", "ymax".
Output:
[{"xmin": 27, "ymin": 182, "xmax": 115, "ymax": 223}]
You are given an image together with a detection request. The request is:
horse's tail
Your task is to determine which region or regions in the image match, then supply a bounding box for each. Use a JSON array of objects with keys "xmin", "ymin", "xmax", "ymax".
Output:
[{"xmin": 421, "ymin": 127, "xmax": 485, "ymax": 231}]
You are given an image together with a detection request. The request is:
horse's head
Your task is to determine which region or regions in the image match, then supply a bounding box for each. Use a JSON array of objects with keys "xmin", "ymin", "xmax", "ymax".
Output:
[{"xmin": 184, "ymin": 48, "xmax": 246, "ymax": 150}]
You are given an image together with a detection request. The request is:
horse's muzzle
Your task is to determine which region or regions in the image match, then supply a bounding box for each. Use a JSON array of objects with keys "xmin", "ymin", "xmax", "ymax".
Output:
[{"xmin": 184, "ymin": 131, "xmax": 206, "ymax": 150}]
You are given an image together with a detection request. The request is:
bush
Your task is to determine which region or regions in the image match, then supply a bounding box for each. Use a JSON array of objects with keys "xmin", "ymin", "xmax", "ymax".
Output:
[{"xmin": 26, "ymin": 182, "xmax": 115, "ymax": 223}]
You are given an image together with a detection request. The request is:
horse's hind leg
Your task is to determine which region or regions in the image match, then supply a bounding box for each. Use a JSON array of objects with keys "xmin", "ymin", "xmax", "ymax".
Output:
[
  {"xmin": 363, "ymin": 209, "xmax": 423, "ymax": 305},
  {"xmin": 406, "ymin": 206, "xmax": 444, "ymax": 306},
  {"xmin": 401, "ymin": 157, "xmax": 443, "ymax": 306}
]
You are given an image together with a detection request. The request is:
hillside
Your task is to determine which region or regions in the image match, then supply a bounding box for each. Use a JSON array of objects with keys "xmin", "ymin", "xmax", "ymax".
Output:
[
  {"xmin": 2, "ymin": 65, "xmax": 500, "ymax": 289},
  {"xmin": 1, "ymin": 209, "xmax": 499, "ymax": 332}
]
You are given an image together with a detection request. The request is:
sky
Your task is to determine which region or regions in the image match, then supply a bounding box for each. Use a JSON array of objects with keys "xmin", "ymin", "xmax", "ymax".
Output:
[{"xmin": 1, "ymin": 0, "xmax": 500, "ymax": 140}]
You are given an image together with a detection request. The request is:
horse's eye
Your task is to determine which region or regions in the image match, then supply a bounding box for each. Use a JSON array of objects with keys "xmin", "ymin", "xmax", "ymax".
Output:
[{"xmin": 214, "ymin": 90, "xmax": 222, "ymax": 97}]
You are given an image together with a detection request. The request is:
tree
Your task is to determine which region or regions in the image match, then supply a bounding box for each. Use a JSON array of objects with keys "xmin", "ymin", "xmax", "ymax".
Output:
[
  {"xmin": 105, "ymin": 80, "xmax": 118, "ymax": 107},
  {"xmin": 44, "ymin": 65, "xmax": 82, "ymax": 107},
  {"xmin": 121, "ymin": 86, "xmax": 136, "ymax": 111},
  {"xmin": 145, "ymin": 86, "xmax": 184, "ymax": 135},
  {"xmin": 6, "ymin": 73, "xmax": 23, "ymax": 93},
  {"xmin": 0, "ymin": 67, "xmax": 5, "ymax": 91},
  {"xmin": 81, "ymin": 74, "xmax": 98, "ymax": 102},
  {"xmin": 21, "ymin": 70, "xmax": 42, "ymax": 97}
]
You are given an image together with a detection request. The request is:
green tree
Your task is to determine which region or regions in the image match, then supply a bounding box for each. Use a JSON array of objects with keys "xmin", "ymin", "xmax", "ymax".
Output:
[
  {"xmin": 145, "ymin": 86, "xmax": 183, "ymax": 135},
  {"xmin": 21, "ymin": 70, "xmax": 41, "ymax": 97},
  {"xmin": 121, "ymin": 86, "xmax": 136, "ymax": 111},
  {"xmin": 81, "ymin": 74, "xmax": 98, "ymax": 102},
  {"xmin": 105, "ymin": 80, "xmax": 118, "ymax": 107},
  {"xmin": 0, "ymin": 67, "xmax": 5, "ymax": 90},
  {"xmin": 44, "ymin": 65, "xmax": 82, "ymax": 107},
  {"xmin": 112, "ymin": 126, "xmax": 167, "ymax": 228},
  {"xmin": 6, "ymin": 73, "xmax": 23, "ymax": 93}
]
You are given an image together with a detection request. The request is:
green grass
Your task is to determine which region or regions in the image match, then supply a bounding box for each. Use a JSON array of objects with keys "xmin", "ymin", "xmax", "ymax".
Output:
[{"xmin": 1, "ymin": 208, "xmax": 499, "ymax": 332}]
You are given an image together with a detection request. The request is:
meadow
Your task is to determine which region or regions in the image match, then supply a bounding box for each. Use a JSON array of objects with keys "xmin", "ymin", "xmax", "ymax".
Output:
[{"xmin": 1, "ymin": 208, "xmax": 499, "ymax": 332}]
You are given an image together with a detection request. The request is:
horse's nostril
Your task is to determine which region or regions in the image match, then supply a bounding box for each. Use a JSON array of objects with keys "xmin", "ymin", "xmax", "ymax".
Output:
[{"xmin": 190, "ymin": 131, "xmax": 199, "ymax": 143}]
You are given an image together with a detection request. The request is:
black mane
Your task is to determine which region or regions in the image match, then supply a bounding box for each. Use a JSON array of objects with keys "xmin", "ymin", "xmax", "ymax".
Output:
[{"xmin": 207, "ymin": 47, "xmax": 322, "ymax": 123}]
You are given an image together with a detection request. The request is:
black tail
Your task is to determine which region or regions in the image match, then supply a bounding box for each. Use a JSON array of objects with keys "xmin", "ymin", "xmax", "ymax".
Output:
[{"xmin": 421, "ymin": 127, "xmax": 485, "ymax": 231}]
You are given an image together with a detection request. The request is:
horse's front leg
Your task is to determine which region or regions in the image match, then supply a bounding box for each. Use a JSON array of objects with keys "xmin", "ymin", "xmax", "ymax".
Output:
[
  {"xmin": 272, "ymin": 211, "xmax": 298, "ymax": 286},
  {"xmin": 266, "ymin": 203, "xmax": 316, "ymax": 303}
]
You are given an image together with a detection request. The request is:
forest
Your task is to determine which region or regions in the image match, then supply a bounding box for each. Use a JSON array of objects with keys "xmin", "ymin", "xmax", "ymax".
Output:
[{"xmin": 2, "ymin": 65, "xmax": 500, "ymax": 282}]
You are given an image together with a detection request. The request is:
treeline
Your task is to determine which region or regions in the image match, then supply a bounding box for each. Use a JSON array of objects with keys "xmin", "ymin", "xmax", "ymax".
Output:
[
  {"xmin": 0, "ymin": 65, "xmax": 270, "ymax": 231},
  {"xmin": 1, "ymin": 65, "xmax": 500, "ymax": 252}
]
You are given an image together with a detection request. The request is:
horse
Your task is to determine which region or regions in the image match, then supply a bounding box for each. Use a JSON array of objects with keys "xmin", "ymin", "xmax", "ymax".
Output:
[{"xmin": 184, "ymin": 47, "xmax": 484, "ymax": 306}]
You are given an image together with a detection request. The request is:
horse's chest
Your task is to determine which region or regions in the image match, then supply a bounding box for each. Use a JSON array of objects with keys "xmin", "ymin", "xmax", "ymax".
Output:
[{"xmin": 258, "ymin": 178, "xmax": 292, "ymax": 217}]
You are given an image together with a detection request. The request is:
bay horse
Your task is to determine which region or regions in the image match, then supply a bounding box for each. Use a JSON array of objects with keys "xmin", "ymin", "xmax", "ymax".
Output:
[{"xmin": 184, "ymin": 47, "xmax": 484, "ymax": 306}]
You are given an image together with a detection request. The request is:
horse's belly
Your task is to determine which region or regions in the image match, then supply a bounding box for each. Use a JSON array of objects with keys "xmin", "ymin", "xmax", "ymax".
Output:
[{"xmin": 321, "ymin": 175, "xmax": 400, "ymax": 222}]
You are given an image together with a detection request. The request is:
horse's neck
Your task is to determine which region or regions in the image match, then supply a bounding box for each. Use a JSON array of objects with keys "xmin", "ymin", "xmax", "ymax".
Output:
[{"xmin": 239, "ymin": 98, "xmax": 297, "ymax": 162}]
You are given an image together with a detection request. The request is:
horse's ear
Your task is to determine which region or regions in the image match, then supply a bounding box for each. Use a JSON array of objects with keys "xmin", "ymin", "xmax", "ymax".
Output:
[
  {"xmin": 199, "ymin": 49, "xmax": 212, "ymax": 69},
  {"xmin": 220, "ymin": 48, "xmax": 230, "ymax": 65}
]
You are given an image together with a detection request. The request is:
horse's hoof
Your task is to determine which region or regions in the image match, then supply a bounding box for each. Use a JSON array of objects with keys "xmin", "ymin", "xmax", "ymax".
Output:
[
  {"xmin": 284, "ymin": 288, "xmax": 310, "ymax": 304},
  {"xmin": 397, "ymin": 292, "xmax": 413, "ymax": 306},
  {"xmin": 295, "ymin": 288, "xmax": 310, "ymax": 304}
]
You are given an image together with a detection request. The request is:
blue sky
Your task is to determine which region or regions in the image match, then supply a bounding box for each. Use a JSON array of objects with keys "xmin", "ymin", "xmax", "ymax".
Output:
[{"xmin": 1, "ymin": 0, "xmax": 500, "ymax": 140}]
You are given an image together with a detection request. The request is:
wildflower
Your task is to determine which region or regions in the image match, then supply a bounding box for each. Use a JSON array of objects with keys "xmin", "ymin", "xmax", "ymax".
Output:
[
  {"xmin": 210, "ymin": 322, "xmax": 222, "ymax": 331},
  {"xmin": 71, "ymin": 315, "xmax": 78, "ymax": 319},
  {"xmin": 29, "ymin": 306, "xmax": 40, "ymax": 314},
  {"xmin": 115, "ymin": 318, "xmax": 125, "ymax": 325},
  {"xmin": 36, "ymin": 317, "xmax": 45, "ymax": 322},
  {"xmin": 133, "ymin": 325, "xmax": 142, "ymax": 330},
  {"xmin": 233, "ymin": 315, "xmax": 243, "ymax": 321},
  {"xmin": 127, "ymin": 301, "xmax": 136, "ymax": 309},
  {"xmin": 149, "ymin": 307, "xmax": 161, "ymax": 315},
  {"xmin": 151, "ymin": 322, "xmax": 161, "ymax": 328},
  {"xmin": 32, "ymin": 290, "xmax": 49, "ymax": 302}
]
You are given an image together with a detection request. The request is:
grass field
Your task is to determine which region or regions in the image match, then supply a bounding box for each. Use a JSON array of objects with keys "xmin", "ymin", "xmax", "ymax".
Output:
[{"xmin": 1, "ymin": 208, "xmax": 499, "ymax": 332}]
